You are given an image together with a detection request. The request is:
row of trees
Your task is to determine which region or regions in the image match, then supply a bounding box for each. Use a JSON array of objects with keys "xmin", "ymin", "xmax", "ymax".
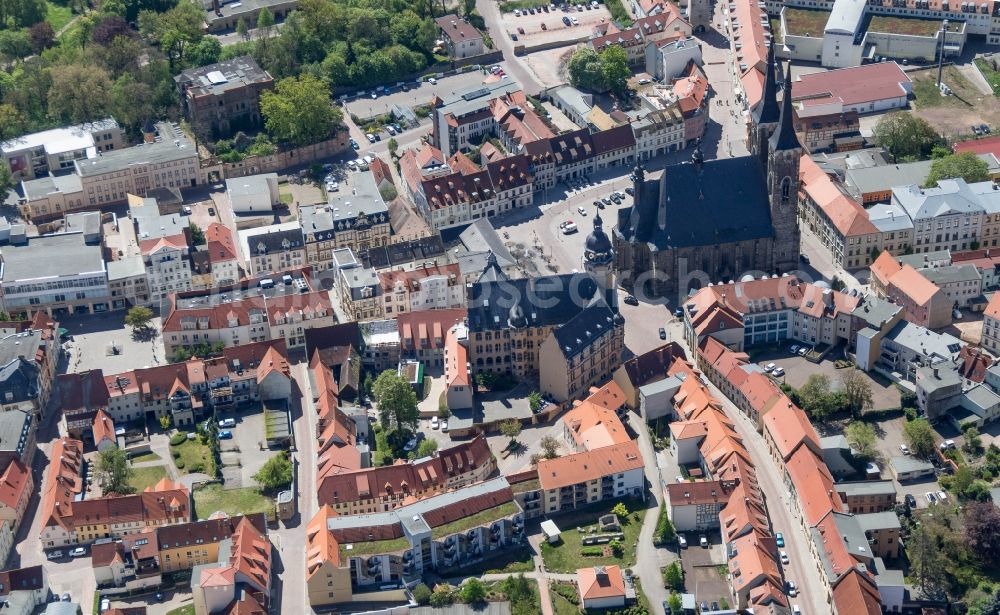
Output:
[{"xmin": 787, "ymin": 370, "xmax": 873, "ymax": 421}]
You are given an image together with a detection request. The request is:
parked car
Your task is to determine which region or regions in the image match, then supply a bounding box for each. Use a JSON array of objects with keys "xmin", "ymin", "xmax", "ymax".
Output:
[
  {"xmin": 940, "ymin": 439, "xmax": 956, "ymax": 450},
  {"xmin": 797, "ymin": 347, "xmax": 807, "ymax": 356},
  {"xmin": 218, "ymin": 430, "xmax": 233, "ymax": 439},
  {"xmin": 181, "ymin": 205, "xmax": 192, "ymax": 215},
  {"xmin": 208, "ymin": 207, "xmax": 216, "ymax": 216},
  {"xmin": 431, "ymin": 416, "xmax": 440, "ymax": 429},
  {"xmin": 386, "ymin": 126, "xmax": 396, "ymax": 136},
  {"xmin": 937, "ymin": 490, "xmax": 948, "ymax": 502},
  {"xmin": 953, "ymin": 308, "xmax": 963, "ymax": 319},
  {"xmin": 511, "ymin": 33, "xmax": 518, "ymax": 40},
  {"xmin": 699, "ymin": 535, "xmax": 708, "ymax": 547},
  {"xmin": 926, "ymin": 491, "xmax": 937, "ymax": 504},
  {"xmin": 905, "ymin": 494, "xmax": 917, "ymax": 508},
  {"xmin": 982, "ymin": 124, "xmax": 992, "ymax": 134},
  {"xmin": 899, "ymin": 444, "xmax": 910, "ymax": 455},
  {"xmin": 61, "ymin": 593, "xmax": 71, "ymax": 602},
  {"xmin": 775, "ymin": 532, "xmax": 784, "ymax": 547},
  {"xmin": 571, "ymin": 15, "xmax": 579, "ymax": 24},
  {"xmin": 577, "ymin": 206, "xmax": 587, "ymax": 215},
  {"xmin": 790, "ymin": 344, "xmax": 799, "ymax": 353},
  {"xmin": 601, "ymin": 197, "xmax": 612, "ymax": 206},
  {"xmin": 46, "ymin": 550, "xmax": 63, "ymax": 560},
  {"xmin": 366, "ymin": 133, "xmax": 376, "ymax": 143},
  {"xmin": 218, "ymin": 418, "xmax": 236, "ymax": 428},
  {"xmin": 785, "ymin": 580, "xmax": 797, "ymax": 597},
  {"xmin": 428, "ymin": 77, "xmax": 437, "ymax": 85},
  {"xmin": 350, "ymin": 138, "xmax": 359, "ymax": 150},
  {"xmin": 659, "ymin": 327, "xmax": 666, "ymax": 340},
  {"xmin": 441, "ymin": 421, "xmax": 449, "ymax": 432},
  {"xmin": 610, "ymin": 193, "xmax": 621, "ymax": 204},
  {"xmin": 973, "ymin": 125, "xmax": 982, "ymax": 136},
  {"xmin": 562, "ymin": 223, "xmax": 578, "ymax": 234},
  {"xmin": 404, "ymin": 437, "xmax": 418, "ymax": 452},
  {"xmin": 623, "ymin": 294, "xmax": 638, "ymax": 306},
  {"xmin": 772, "ymin": 367, "xmax": 785, "ymax": 377},
  {"xmin": 780, "ymin": 550, "xmax": 789, "ymax": 565},
  {"xmin": 518, "ymin": 26, "xmax": 525, "ymax": 33},
  {"xmin": 327, "ymin": 181, "xmax": 339, "ymax": 192},
  {"xmin": 70, "ymin": 547, "xmax": 87, "ymax": 558},
  {"xmin": 514, "ymin": 8, "xmax": 521, "ymax": 15},
  {"xmin": 677, "ymin": 535, "xmax": 688, "ymax": 548},
  {"xmin": 764, "ymin": 362, "xmax": 776, "ymax": 372}
]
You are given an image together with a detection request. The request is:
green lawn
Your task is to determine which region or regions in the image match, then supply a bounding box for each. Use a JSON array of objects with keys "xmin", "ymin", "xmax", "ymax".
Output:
[
  {"xmin": 46, "ymin": 2, "xmax": 74, "ymax": 33},
  {"xmin": 130, "ymin": 452, "xmax": 161, "ymax": 464},
  {"xmin": 166, "ymin": 606, "xmax": 195, "ymax": 615},
  {"xmin": 912, "ymin": 66, "xmax": 977, "ymax": 110},
  {"xmin": 539, "ymin": 498, "xmax": 647, "ymax": 573},
  {"xmin": 551, "ymin": 589, "xmax": 580, "ymax": 615},
  {"xmin": 279, "ymin": 183, "xmax": 293, "ymax": 204},
  {"xmin": 869, "ymin": 14, "xmax": 958, "ymax": 36},
  {"xmin": 129, "ymin": 466, "xmax": 168, "ymax": 492},
  {"xmin": 977, "ymin": 58, "xmax": 1000, "ymax": 96},
  {"xmin": 193, "ymin": 484, "xmax": 274, "ymax": 520},
  {"xmin": 782, "ymin": 8, "xmax": 829, "ymax": 37},
  {"xmin": 170, "ymin": 438, "xmax": 215, "ymax": 475},
  {"xmin": 431, "ymin": 502, "xmax": 518, "ymax": 539}
]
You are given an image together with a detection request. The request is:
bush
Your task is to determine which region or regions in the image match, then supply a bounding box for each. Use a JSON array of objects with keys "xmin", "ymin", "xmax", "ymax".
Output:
[
  {"xmin": 175, "ymin": 459, "xmax": 186, "ymax": 469},
  {"xmin": 581, "ymin": 546, "xmax": 604, "ymax": 556},
  {"xmin": 413, "ymin": 584, "xmax": 432, "ymax": 605},
  {"xmin": 169, "ymin": 433, "xmax": 189, "ymax": 446},
  {"xmin": 552, "ymin": 583, "xmax": 580, "ymax": 605},
  {"xmin": 904, "ymin": 407, "xmax": 918, "ymax": 421},
  {"xmin": 654, "ymin": 507, "xmax": 676, "ymax": 544}
]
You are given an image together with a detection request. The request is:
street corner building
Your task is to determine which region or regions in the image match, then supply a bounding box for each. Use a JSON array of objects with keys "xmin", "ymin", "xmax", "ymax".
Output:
[{"xmin": 612, "ymin": 43, "xmax": 802, "ymax": 297}]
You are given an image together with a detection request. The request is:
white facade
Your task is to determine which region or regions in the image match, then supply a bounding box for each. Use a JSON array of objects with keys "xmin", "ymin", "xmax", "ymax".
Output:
[
  {"xmin": 145, "ymin": 244, "xmax": 193, "ymax": 300},
  {"xmin": 227, "ymin": 173, "xmax": 279, "ymax": 215}
]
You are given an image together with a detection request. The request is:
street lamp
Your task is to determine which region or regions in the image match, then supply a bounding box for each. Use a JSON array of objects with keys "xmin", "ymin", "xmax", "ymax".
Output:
[{"xmin": 937, "ymin": 19, "xmax": 949, "ymax": 88}]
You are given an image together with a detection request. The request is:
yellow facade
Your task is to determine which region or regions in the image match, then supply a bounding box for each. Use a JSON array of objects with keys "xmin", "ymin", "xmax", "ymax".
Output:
[
  {"xmin": 159, "ymin": 542, "xmax": 220, "ymax": 573},
  {"xmin": 307, "ymin": 560, "xmax": 353, "ymax": 607}
]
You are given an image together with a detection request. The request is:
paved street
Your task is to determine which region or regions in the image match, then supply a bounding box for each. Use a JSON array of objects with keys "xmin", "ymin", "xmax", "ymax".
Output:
[{"xmin": 477, "ymin": 0, "xmax": 544, "ymax": 92}]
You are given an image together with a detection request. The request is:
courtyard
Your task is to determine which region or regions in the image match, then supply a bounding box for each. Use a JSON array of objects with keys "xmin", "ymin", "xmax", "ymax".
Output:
[
  {"xmin": 539, "ymin": 498, "xmax": 647, "ymax": 573},
  {"xmin": 751, "ymin": 350, "xmax": 902, "ymax": 411}
]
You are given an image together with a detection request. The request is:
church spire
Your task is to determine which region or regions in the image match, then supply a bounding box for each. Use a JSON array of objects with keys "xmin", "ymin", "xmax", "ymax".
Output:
[
  {"xmin": 769, "ymin": 63, "xmax": 801, "ymax": 152},
  {"xmin": 754, "ymin": 40, "xmax": 780, "ymax": 125}
]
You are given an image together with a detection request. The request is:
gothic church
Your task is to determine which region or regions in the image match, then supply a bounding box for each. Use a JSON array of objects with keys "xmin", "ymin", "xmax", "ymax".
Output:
[{"xmin": 613, "ymin": 42, "xmax": 801, "ymax": 297}]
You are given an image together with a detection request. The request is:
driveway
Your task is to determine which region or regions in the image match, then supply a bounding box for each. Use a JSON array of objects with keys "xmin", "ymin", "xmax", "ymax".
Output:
[{"xmin": 217, "ymin": 407, "xmax": 279, "ymax": 488}]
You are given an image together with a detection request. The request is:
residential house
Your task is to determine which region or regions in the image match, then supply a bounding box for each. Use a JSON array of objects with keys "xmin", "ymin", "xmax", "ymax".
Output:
[
  {"xmin": 240, "ymin": 224, "xmax": 306, "ymax": 276},
  {"xmin": 298, "ymin": 172, "xmax": 391, "ymax": 269},
  {"xmin": 174, "ymin": 57, "xmax": 274, "ymax": 139},
  {"xmin": 0, "ymin": 314, "xmax": 59, "ymax": 417},
  {"xmin": 93, "ymin": 410, "xmax": 116, "ymax": 451},
  {"xmin": 2, "ymin": 119, "xmax": 124, "ymax": 181},
  {"xmin": 378, "ymin": 264, "xmax": 464, "ymax": 316},
  {"xmin": 0, "ymin": 459, "xmax": 32, "ymax": 533},
  {"xmin": 577, "ymin": 566, "xmax": 627, "ymax": 609},
  {"xmin": 435, "ymin": 15, "xmax": 484, "ymax": 59},
  {"xmin": 870, "ymin": 252, "xmax": 952, "ymax": 328}
]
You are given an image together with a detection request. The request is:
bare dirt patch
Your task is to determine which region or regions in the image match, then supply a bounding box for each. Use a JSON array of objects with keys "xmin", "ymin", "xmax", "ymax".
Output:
[{"xmin": 910, "ymin": 66, "xmax": 1000, "ymax": 139}]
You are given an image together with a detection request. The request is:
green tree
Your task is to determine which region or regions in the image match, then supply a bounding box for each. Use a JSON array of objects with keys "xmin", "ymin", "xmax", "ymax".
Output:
[
  {"xmin": 841, "ymin": 369, "xmax": 874, "ymax": 418},
  {"xmin": 412, "ymin": 584, "xmax": 432, "ymax": 605},
  {"xmin": 873, "ymin": 111, "xmax": 941, "ymax": 162},
  {"xmin": 139, "ymin": 0, "xmax": 205, "ymax": 70},
  {"xmin": 253, "ymin": 451, "xmax": 293, "ymax": 492},
  {"xmin": 437, "ymin": 405, "xmax": 451, "ymax": 419},
  {"xmin": 187, "ymin": 37, "xmax": 222, "ymax": 67},
  {"xmin": 655, "ymin": 507, "xmax": 676, "ymax": 544},
  {"xmin": 667, "ymin": 592, "xmax": 683, "ymax": 614},
  {"xmin": 236, "ymin": 17, "xmax": 250, "ymax": 41},
  {"xmin": 416, "ymin": 438, "xmax": 438, "ymax": 457},
  {"xmin": 0, "ymin": 105, "xmax": 26, "ymax": 141},
  {"xmin": 925, "ymin": 151, "xmax": 990, "ymax": 187},
  {"xmin": 372, "ymin": 370, "xmax": 418, "ymax": 430},
  {"xmin": 97, "ymin": 448, "xmax": 135, "ymax": 495},
  {"xmin": 125, "ymin": 306, "xmax": 154, "ymax": 331},
  {"xmin": 567, "ymin": 47, "xmax": 606, "ymax": 91},
  {"xmin": 28, "ymin": 21, "xmax": 55, "ymax": 54},
  {"xmin": 908, "ymin": 518, "xmax": 948, "ymax": 598},
  {"xmin": 0, "ymin": 30, "xmax": 33, "ymax": 62},
  {"xmin": 460, "ymin": 579, "xmax": 486, "ymax": 604},
  {"xmin": 0, "ymin": 164, "xmax": 14, "ymax": 197},
  {"xmin": 387, "ymin": 137, "xmax": 398, "ymax": 156},
  {"xmin": 539, "ymin": 435, "xmax": 560, "ymax": 459},
  {"xmin": 953, "ymin": 464, "xmax": 974, "ymax": 495},
  {"xmin": 188, "ymin": 222, "xmax": 205, "ymax": 244},
  {"xmin": 430, "ymin": 585, "xmax": 455, "ymax": 607},
  {"xmin": 611, "ymin": 502, "xmax": 629, "ymax": 519},
  {"xmin": 903, "ymin": 418, "xmax": 937, "ymax": 458},
  {"xmin": 47, "ymin": 64, "xmax": 112, "ymax": 124},
  {"xmin": 499, "ymin": 418, "xmax": 522, "ymax": 446},
  {"xmin": 159, "ymin": 414, "xmax": 172, "ymax": 430},
  {"xmin": 798, "ymin": 373, "xmax": 837, "ymax": 420},
  {"xmin": 609, "ymin": 538, "xmax": 623, "ymax": 557},
  {"xmin": 260, "ymin": 74, "xmax": 342, "ymax": 146},
  {"xmin": 845, "ymin": 421, "xmax": 878, "ymax": 458},
  {"xmin": 664, "ymin": 561, "xmax": 684, "ymax": 591},
  {"xmin": 528, "ymin": 390, "xmax": 544, "ymax": 413},
  {"xmin": 1, "ymin": 0, "xmax": 46, "ymax": 29},
  {"xmin": 599, "ymin": 45, "xmax": 630, "ymax": 96},
  {"xmin": 964, "ymin": 424, "xmax": 983, "ymax": 455}
]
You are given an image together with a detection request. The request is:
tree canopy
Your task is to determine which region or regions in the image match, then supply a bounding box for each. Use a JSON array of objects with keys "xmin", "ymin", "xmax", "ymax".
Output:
[
  {"xmin": 903, "ymin": 418, "xmax": 937, "ymax": 458},
  {"xmin": 925, "ymin": 151, "xmax": 991, "ymax": 187},
  {"xmin": 260, "ymin": 74, "xmax": 342, "ymax": 146},
  {"xmin": 845, "ymin": 422, "xmax": 877, "ymax": 458},
  {"xmin": 97, "ymin": 448, "xmax": 135, "ymax": 495},
  {"xmin": 253, "ymin": 451, "xmax": 293, "ymax": 492},
  {"xmin": 125, "ymin": 306, "xmax": 155, "ymax": 330},
  {"xmin": 567, "ymin": 46, "xmax": 630, "ymax": 95},
  {"xmin": 372, "ymin": 370, "xmax": 418, "ymax": 431},
  {"xmin": 873, "ymin": 112, "xmax": 941, "ymax": 162}
]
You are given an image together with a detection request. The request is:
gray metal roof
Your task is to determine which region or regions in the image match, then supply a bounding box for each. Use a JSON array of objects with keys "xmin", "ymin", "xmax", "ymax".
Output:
[
  {"xmin": 893, "ymin": 176, "xmax": 1000, "ymax": 220},
  {"xmin": 341, "ymin": 266, "xmax": 381, "ymax": 301},
  {"xmin": 226, "ymin": 173, "xmax": 277, "ymax": 198},
  {"xmin": 20, "ymin": 173, "xmax": 82, "ymax": 200},
  {"xmin": 867, "ymin": 202, "xmax": 913, "ymax": 233},
  {"xmin": 889, "ymin": 455, "xmax": 934, "ymax": 474},
  {"xmin": 0, "ymin": 232, "xmax": 105, "ymax": 283},
  {"xmin": 896, "ymin": 250, "xmax": 951, "ymax": 268},
  {"xmin": 824, "ymin": 0, "xmax": 866, "ymax": 34},
  {"xmin": 74, "ymin": 123, "xmax": 195, "ymax": 178},
  {"xmin": 919, "ymin": 264, "xmax": 982, "ymax": 286},
  {"xmin": 835, "ymin": 480, "xmax": 896, "ymax": 497},
  {"xmin": 961, "ymin": 383, "xmax": 1000, "ymax": 415},
  {"xmin": 850, "ymin": 295, "xmax": 901, "ymax": 330},
  {"xmin": 437, "ymin": 80, "xmax": 524, "ymax": 120},
  {"xmin": 175, "ymin": 55, "xmax": 271, "ymax": 97},
  {"xmin": 855, "ymin": 511, "xmax": 901, "ymax": 531},
  {"xmin": 884, "ymin": 321, "xmax": 964, "ymax": 362},
  {"xmin": 460, "ymin": 219, "xmax": 516, "ymax": 265},
  {"xmin": 0, "ymin": 409, "xmax": 31, "ymax": 453},
  {"xmin": 106, "ymin": 256, "xmax": 147, "ymax": 281}
]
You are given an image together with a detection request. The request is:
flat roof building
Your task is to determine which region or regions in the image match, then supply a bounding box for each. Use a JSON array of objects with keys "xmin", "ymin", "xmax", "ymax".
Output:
[{"xmin": 175, "ymin": 56, "xmax": 274, "ymax": 139}]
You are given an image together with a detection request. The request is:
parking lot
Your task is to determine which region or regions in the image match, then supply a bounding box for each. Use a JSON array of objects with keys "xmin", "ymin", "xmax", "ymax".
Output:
[
  {"xmin": 751, "ymin": 350, "xmax": 902, "ymax": 411},
  {"xmin": 501, "ymin": 3, "xmax": 610, "ymax": 46},
  {"xmin": 343, "ymin": 70, "xmax": 491, "ymax": 121},
  {"xmin": 677, "ymin": 536, "xmax": 730, "ymax": 608},
  {"xmin": 217, "ymin": 407, "xmax": 280, "ymax": 489}
]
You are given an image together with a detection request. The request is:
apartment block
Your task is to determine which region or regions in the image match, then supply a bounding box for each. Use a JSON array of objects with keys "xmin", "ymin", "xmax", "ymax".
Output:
[
  {"xmin": 2, "ymin": 118, "xmax": 124, "ymax": 181},
  {"xmin": 378, "ymin": 263, "xmax": 464, "ymax": 316},
  {"xmin": 175, "ymin": 56, "xmax": 274, "ymax": 140},
  {"xmin": 299, "ymin": 172, "xmax": 391, "ymax": 268}
]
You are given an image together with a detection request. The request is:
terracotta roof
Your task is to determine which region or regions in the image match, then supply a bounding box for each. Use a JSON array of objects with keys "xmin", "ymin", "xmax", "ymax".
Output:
[
  {"xmin": 786, "ymin": 447, "xmax": 842, "ymax": 526},
  {"xmin": 92, "ymin": 410, "xmax": 116, "ymax": 446},
  {"xmin": 138, "ymin": 233, "xmax": 188, "ymax": 256},
  {"xmin": 0, "ymin": 566, "xmax": 45, "ymax": 595},
  {"xmin": 620, "ymin": 342, "xmax": 686, "ymax": 389},
  {"xmin": 229, "ymin": 516, "xmax": 271, "ymax": 592},
  {"xmin": 728, "ymin": 531, "xmax": 782, "ymax": 594},
  {"xmin": 889, "ymin": 264, "xmax": 941, "ymax": 307},
  {"xmin": 955, "ymin": 134, "xmax": 1000, "ymax": 158},
  {"xmin": 378, "ymin": 263, "xmax": 460, "ymax": 293},
  {"xmin": 445, "ymin": 326, "xmax": 470, "ymax": 387},
  {"xmin": 737, "ymin": 372, "xmax": 783, "ymax": 418},
  {"xmin": 448, "ymin": 151, "xmax": 481, "ymax": 175},
  {"xmin": 986, "ymin": 292, "xmax": 1000, "ymax": 321},
  {"xmin": 577, "ymin": 565, "xmax": 626, "ymax": 600},
  {"xmin": 538, "ymin": 440, "xmax": 643, "ymax": 490},
  {"xmin": 586, "ymin": 380, "xmax": 627, "ymax": 412},
  {"xmin": 831, "ymin": 568, "xmax": 882, "ymax": 615},
  {"xmin": 870, "ymin": 251, "xmax": 903, "ymax": 288},
  {"xmin": 224, "ymin": 591, "xmax": 267, "ymax": 615},
  {"xmin": 317, "ymin": 436, "xmax": 493, "ymax": 506},
  {"xmin": 206, "ymin": 223, "xmax": 239, "ymax": 263},
  {"xmin": 563, "ymin": 400, "xmax": 630, "ymax": 450},
  {"xmin": 666, "ymin": 480, "xmax": 729, "ymax": 506},
  {"xmin": 791, "ymin": 62, "xmax": 911, "ymax": 110},
  {"xmin": 762, "ymin": 401, "xmax": 820, "ymax": 461},
  {"xmin": 422, "ymin": 169, "xmax": 494, "ymax": 210},
  {"xmin": 0, "ymin": 459, "xmax": 30, "ymax": 512},
  {"xmin": 40, "ymin": 437, "xmax": 84, "ymax": 530},
  {"xmin": 674, "ymin": 64, "xmax": 708, "ymax": 114},
  {"xmin": 397, "ymin": 309, "xmax": 466, "ymax": 352},
  {"xmin": 958, "ymin": 346, "xmax": 993, "ymax": 383},
  {"xmin": 435, "ymin": 15, "xmax": 482, "ymax": 42},
  {"xmin": 370, "ymin": 157, "xmax": 393, "ymax": 187},
  {"xmin": 306, "ymin": 505, "xmax": 340, "ymax": 578},
  {"xmin": 591, "ymin": 27, "xmax": 645, "ymax": 52},
  {"xmin": 797, "ymin": 283, "xmax": 860, "ymax": 319},
  {"xmin": 157, "ymin": 514, "xmax": 265, "ymax": 552}
]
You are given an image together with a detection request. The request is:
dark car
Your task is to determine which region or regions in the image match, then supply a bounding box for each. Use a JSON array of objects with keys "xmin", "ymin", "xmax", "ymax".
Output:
[
  {"xmin": 208, "ymin": 207, "xmax": 216, "ymax": 216},
  {"xmin": 625, "ymin": 186, "xmax": 634, "ymax": 196},
  {"xmin": 905, "ymin": 494, "xmax": 917, "ymax": 508},
  {"xmin": 983, "ymin": 123, "xmax": 991, "ymax": 134},
  {"xmin": 674, "ymin": 307, "xmax": 684, "ymax": 317},
  {"xmin": 659, "ymin": 327, "xmax": 666, "ymax": 340},
  {"xmin": 623, "ymin": 294, "xmax": 638, "ymax": 306},
  {"xmin": 711, "ymin": 603, "xmax": 720, "ymax": 612},
  {"xmin": 799, "ymin": 254, "xmax": 810, "ymax": 265}
]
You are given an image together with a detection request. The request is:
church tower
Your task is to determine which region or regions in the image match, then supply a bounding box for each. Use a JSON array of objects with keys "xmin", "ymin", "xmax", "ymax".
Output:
[
  {"xmin": 584, "ymin": 211, "xmax": 615, "ymax": 295},
  {"xmin": 751, "ymin": 41, "xmax": 781, "ymax": 170},
  {"xmin": 767, "ymin": 62, "xmax": 802, "ymax": 274}
]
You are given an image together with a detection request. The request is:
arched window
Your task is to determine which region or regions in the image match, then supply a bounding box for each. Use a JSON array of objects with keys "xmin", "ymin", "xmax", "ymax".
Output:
[{"xmin": 781, "ymin": 177, "xmax": 791, "ymax": 201}]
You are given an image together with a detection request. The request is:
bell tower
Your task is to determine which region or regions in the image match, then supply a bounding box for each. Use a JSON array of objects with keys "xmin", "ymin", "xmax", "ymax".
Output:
[
  {"xmin": 767, "ymin": 62, "xmax": 802, "ymax": 274},
  {"xmin": 583, "ymin": 211, "xmax": 615, "ymax": 295},
  {"xmin": 751, "ymin": 41, "xmax": 781, "ymax": 170}
]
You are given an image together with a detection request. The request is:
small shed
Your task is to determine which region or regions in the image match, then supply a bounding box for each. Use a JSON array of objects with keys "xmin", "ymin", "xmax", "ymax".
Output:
[{"xmin": 541, "ymin": 519, "xmax": 561, "ymax": 544}]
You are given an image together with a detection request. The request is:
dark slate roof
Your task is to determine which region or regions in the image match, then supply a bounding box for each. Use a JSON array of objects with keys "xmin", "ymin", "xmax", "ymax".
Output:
[
  {"xmin": 614, "ymin": 157, "xmax": 773, "ymax": 249},
  {"xmin": 754, "ymin": 41, "xmax": 780, "ymax": 125},
  {"xmin": 591, "ymin": 124, "xmax": 636, "ymax": 155},
  {"xmin": 0, "ymin": 359, "xmax": 38, "ymax": 405},
  {"xmin": 477, "ymin": 251, "xmax": 509, "ymax": 283},
  {"xmin": 551, "ymin": 302, "xmax": 621, "ymax": 359},
  {"xmin": 549, "ymin": 129, "xmax": 594, "ymax": 166},
  {"xmin": 249, "ymin": 228, "xmax": 304, "ymax": 255},
  {"xmin": 770, "ymin": 63, "xmax": 801, "ymax": 152},
  {"xmin": 467, "ymin": 272, "xmax": 615, "ymax": 333},
  {"xmin": 360, "ymin": 235, "xmax": 446, "ymax": 269}
]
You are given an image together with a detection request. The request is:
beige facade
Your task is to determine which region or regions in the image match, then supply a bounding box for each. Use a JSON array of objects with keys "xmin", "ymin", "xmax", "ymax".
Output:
[{"xmin": 539, "ymin": 319, "xmax": 625, "ymax": 402}]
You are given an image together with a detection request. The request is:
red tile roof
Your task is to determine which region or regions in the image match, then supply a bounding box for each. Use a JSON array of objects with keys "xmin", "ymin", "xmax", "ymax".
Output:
[
  {"xmin": 92, "ymin": 410, "xmax": 116, "ymax": 447},
  {"xmin": 206, "ymin": 223, "xmax": 239, "ymax": 263},
  {"xmin": 792, "ymin": 62, "xmax": 911, "ymax": 109},
  {"xmin": 832, "ymin": 568, "xmax": 882, "ymax": 615},
  {"xmin": 397, "ymin": 309, "xmax": 466, "ymax": 352},
  {"xmin": 538, "ymin": 440, "xmax": 643, "ymax": 490},
  {"xmin": 786, "ymin": 447, "xmax": 842, "ymax": 526},
  {"xmin": 955, "ymin": 134, "xmax": 1000, "ymax": 158},
  {"xmin": 577, "ymin": 565, "xmax": 626, "ymax": 600},
  {"xmin": 0, "ymin": 459, "xmax": 30, "ymax": 513},
  {"xmin": 763, "ymin": 401, "xmax": 820, "ymax": 461}
]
